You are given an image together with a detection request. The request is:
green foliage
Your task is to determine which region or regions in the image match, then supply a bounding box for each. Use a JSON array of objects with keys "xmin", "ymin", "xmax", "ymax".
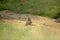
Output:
[
  {"xmin": 0, "ymin": 5, "xmax": 8, "ymax": 11},
  {"xmin": 33, "ymin": 10, "xmax": 45, "ymax": 16},
  {"xmin": 44, "ymin": 8, "xmax": 58, "ymax": 18},
  {"xmin": 0, "ymin": 0, "xmax": 60, "ymax": 18}
]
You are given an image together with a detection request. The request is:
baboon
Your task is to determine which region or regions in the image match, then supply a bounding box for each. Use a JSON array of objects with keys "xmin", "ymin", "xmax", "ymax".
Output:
[{"xmin": 25, "ymin": 17, "xmax": 32, "ymax": 26}]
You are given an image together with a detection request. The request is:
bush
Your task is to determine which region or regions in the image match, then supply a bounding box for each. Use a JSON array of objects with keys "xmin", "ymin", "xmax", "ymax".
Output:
[
  {"xmin": 33, "ymin": 10, "xmax": 45, "ymax": 16},
  {"xmin": 44, "ymin": 8, "xmax": 58, "ymax": 18},
  {"xmin": 0, "ymin": 0, "xmax": 59, "ymax": 19}
]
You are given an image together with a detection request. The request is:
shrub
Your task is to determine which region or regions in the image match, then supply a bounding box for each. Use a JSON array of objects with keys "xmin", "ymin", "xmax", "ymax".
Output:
[
  {"xmin": 44, "ymin": 8, "xmax": 57, "ymax": 18},
  {"xmin": 33, "ymin": 10, "xmax": 45, "ymax": 16}
]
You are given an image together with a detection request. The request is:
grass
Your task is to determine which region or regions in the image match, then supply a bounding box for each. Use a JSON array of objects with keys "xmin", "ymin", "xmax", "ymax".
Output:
[
  {"xmin": 0, "ymin": 10, "xmax": 60, "ymax": 40},
  {"xmin": 0, "ymin": 23, "xmax": 51, "ymax": 40},
  {"xmin": 0, "ymin": 17, "xmax": 60, "ymax": 40},
  {"xmin": 0, "ymin": 23, "xmax": 31, "ymax": 40}
]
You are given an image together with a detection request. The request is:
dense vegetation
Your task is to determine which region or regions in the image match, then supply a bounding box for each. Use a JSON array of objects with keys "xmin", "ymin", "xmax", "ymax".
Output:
[{"xmin": 0, "ymin": 0, "xmax": 60, "ymax": 18}]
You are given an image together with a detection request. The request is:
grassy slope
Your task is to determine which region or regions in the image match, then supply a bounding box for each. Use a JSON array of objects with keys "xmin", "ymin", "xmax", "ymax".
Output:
[
  {"xmin": 0, "ymin": 23, "xmax": 31, "ymax": 40},
  {"xmin": 0, "ymin": 16, "xmax": 60, "ymax": 40}
]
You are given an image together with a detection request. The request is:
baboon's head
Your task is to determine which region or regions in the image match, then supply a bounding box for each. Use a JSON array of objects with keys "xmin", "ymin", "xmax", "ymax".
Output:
[{"xmin": 28, "ymin": 17, "xmax": 31, "ymax": 20}]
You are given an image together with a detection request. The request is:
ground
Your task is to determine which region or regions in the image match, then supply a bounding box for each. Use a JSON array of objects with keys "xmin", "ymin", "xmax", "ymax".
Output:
[{"xmin": 0, "ymin": 11, "xmax": 60, "ymax": 40}]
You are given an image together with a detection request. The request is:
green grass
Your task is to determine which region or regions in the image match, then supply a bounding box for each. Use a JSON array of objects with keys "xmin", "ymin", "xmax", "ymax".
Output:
[
  {"xmin": 0, "ymin": 23, "xmax": 31, "ymax": 40},
  {"xmin": 0, "ymin": 22, "xmax": 58, "ymax": 40}
]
